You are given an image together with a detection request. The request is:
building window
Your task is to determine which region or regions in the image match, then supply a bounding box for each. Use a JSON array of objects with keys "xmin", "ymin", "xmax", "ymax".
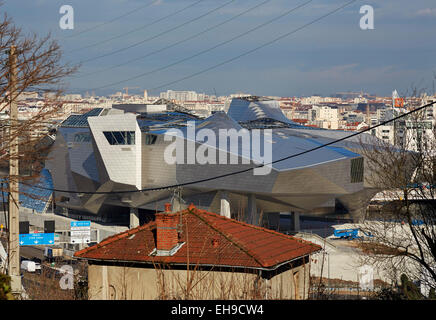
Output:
[
  {"xmin": 145, "ymin": 134, "xmax": 157, "ymax": 145},
  {"xmin": 351, "ymin": 157, "xmax": 364, "ymax": 183},
  {"xmin": 103, "ymin": 131, "xmax": 135, "ymax": 145}
]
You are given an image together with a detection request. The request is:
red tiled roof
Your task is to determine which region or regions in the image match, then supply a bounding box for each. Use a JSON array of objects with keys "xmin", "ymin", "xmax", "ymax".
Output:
[
  {"xmin": 292, "ymin": 119, "xmax": 308, "ymax": 124},
  {"xmin": 346, "ymin": 122, "xmax": 361, "ymax": 126},
  {"xmin": 74, "ymin": 205, "xmax": 321, "ymax": 270}
]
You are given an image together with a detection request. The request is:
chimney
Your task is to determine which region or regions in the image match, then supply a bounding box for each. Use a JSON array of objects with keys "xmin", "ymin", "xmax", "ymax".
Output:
[
  {"xmin": 155, "ymin": 203, "xmax": 180, "ymax": 253},
  {"xmin": 164, "ymin": 203, "xmax": 171, "ymax": 213}
]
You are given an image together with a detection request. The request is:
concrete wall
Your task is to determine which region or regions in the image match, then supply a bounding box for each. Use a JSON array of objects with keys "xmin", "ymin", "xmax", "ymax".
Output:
[{"xmin": 87, "ymin": 262, "xmax": 310, "ymax": 300}]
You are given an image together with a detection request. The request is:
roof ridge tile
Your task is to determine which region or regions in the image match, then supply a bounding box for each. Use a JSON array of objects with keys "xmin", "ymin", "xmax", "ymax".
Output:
[
  {"xmin": 193, "ymin": 206, "xmax": 319, "ymax": 248},
  {"xmin": 187, "ymin": 206, "xmax": 272, "ymax": 267},
  {"xmin": 75, "ymin": 205, "xmax": 321, "ymax": 269}
]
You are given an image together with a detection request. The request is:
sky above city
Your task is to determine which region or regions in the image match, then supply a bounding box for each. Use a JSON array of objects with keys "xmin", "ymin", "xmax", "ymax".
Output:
[{"xmin": 2, "ymin": 0, "xmax": 436, "ymax": 97}]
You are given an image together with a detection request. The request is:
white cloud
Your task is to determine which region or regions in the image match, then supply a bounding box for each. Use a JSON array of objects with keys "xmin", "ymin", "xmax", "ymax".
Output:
[
  {"xmin": 416, "ymin": 8, "xmax": 436, "ymax": 17},
  {"xmin": 153, "ymin": 0, "xmax": 164, "ymax": 6}
]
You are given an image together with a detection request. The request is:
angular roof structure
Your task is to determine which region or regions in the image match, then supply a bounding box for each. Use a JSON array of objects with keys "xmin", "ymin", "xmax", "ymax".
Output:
[
  {"xmin": 227, "ymin": 97, "xmax": 301, "ymax": 127},
  {"xmin": 46, "ymin": 97, "xmax": 377, "ymax": 220},
  {"xmin": 74, "ymin": 205, "xmax": 321, "ymax": 270}
]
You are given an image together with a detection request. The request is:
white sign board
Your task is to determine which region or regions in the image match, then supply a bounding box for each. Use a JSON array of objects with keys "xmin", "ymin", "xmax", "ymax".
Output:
[{"xmin": 70, "ymin": 221, "xmax": 91, "ymax": 244}]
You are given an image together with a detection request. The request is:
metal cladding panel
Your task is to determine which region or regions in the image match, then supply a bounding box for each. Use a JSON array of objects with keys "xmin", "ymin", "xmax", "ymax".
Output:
[
  {"xmin": 157, "ymin": 113, "xmax": 357, "ymax": 172},
  {"xmin": 287, "ymin": 127, "xmax": 381, "ymax": 149},
  {"xmin": 176, "ymin": 161, "xmax": 278, "ymax": 193},
  {"xmin": 273, "ymin": 158, "xmax": 351, "ymax": 195},
  {"xmin": 170, "ymin": 136, "xmax": 278, "ymax": 193},
  {"xmin": 141, "ymin": 134, "xmax": 177, "ymax": 189},
  {"xmin": 227, "ymin": 99, "xmax": 299, "ymax": 126},
  {"xmin": 139, "ymin": 191, "xmax": 218, "ymax": 212},
  {"xmin": 58, "ymin": 127, "xmax": 100, "ymax": 183},
  {"xmin": 45, "ymin": 131, "xmax": 81, "ymax": 202},
  {"xmin": 88, "ymin": 114, "xmax": 138, "ymax": 186},
  {"xmin": 264, "ymin": 132, "xmax": 354, "ymax": 171}
]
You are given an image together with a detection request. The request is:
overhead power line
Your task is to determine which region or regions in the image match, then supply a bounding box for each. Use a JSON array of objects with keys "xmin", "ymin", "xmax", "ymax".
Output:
[
  {"xmin": 20, "ymin": 101, "xmax": 436, "ymax": 195},
  {"xmin": 74, "ymin": 0, "xmax": 274, "ymax": 79},
  {"xmin": 67, "ymin": 0, "xmax": 219, "ymax": 55},
  {"xmin": 75, "ymin": 0, "xmax": 228, "ymax": 65},
  {"xmin": 88, "ymin": 0, "xmax": 313, "ymax": 91},
  {"xmin": 62, "ymin": 0, "xmax": 161, "ymax": 39},
  {"xmin": 150, "ymin": 0, "xmax": 358, "ymax": 91}
]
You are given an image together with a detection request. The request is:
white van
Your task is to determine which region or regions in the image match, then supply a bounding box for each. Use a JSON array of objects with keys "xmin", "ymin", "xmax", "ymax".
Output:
[{"xmin": 20, "ymin": 260, "xmax": 36, "ymax": 272}]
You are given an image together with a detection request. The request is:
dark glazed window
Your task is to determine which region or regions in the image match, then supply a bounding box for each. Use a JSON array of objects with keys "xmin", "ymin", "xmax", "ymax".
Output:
[
  {"xmin": 351, "ymin": 157, "xmax": 364, "ymax": 183},
  {"xmin": 103, "ymin": 131, "xmax": 135, "ymax": 145},
  {"xmin": 145, "ymin": 134, "xmax": 157, "ymax": 145}
]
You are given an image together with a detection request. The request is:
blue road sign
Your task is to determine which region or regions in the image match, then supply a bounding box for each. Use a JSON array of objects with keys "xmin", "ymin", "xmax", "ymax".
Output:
[
  {"xmin": 19, "ymin": 233, "xmax": 55, "ymax": 246},
  {"xmin": 70, "ymin": 221, "xmax": 91, "ymax": 228}
]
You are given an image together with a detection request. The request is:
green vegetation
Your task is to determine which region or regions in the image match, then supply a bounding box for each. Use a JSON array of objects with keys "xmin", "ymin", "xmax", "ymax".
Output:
[{"xmin": 0, "ymin": 274, "xmax": 14, "ymax": 300}]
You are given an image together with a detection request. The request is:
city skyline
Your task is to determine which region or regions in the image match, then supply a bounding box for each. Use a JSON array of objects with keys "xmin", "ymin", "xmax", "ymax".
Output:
[{"xmin": 3, "ymin": 0, "xmax": 436, "ymax": 97}]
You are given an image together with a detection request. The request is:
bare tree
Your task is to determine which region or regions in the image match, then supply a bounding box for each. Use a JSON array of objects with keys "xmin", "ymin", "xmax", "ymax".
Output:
[
  {"xmin": 0, "ymin": 9, "xmax": 77, "ymax": 184},
  {"xmin": 357, "ymin": 100, "xmax": 436, "ymax": 297}
]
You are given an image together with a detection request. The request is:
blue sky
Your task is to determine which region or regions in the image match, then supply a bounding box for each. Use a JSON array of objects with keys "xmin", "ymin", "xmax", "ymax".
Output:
[{"xmin": 2, "ymin": 0, "xmax": 436, "ymax": 97}]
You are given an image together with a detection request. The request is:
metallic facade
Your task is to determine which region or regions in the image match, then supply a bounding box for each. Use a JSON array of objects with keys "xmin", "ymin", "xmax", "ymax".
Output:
[{"xmin": 45, "ymin": 98, "xmax": 378, "ymax": 223}]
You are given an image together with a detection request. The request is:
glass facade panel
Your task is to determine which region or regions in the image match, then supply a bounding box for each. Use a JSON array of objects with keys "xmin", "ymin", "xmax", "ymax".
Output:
[
  {"xmin": 351, "ymin": 157, "xmax": 364, "ymax": 183},
  {"xmin": 145, "ymin": 134, "xmax": 157, "ymax": 145},
  {"xmin": 103, "ymin": 131, "xmax": 135, "ymax": 145}
]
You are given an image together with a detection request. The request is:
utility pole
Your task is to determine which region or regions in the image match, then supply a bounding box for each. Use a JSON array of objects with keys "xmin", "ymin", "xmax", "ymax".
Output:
[{"xmin": 8, "ymin": 45, "xmax": 21, "ymax": 294}]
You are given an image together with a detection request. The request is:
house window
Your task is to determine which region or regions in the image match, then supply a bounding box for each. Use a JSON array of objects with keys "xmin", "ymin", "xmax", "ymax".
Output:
[
  {"xmin": 103, "ymin": 131, "xmax": 135, "ymax": 145},
  {"xmin": 351, "ymin": 157, "xmax": 364, "ymax": 183}
]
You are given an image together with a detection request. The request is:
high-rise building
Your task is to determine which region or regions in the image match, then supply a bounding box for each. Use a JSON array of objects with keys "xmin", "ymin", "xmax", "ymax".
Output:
[{"xmin": 159, "ymin": 90, "xmax": 205, "ymax": 102}]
